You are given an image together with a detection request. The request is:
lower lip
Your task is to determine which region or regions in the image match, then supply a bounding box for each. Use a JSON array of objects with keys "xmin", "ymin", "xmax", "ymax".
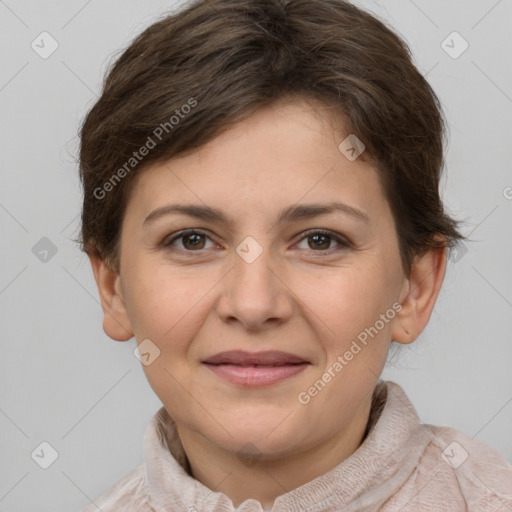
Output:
[{"xmin": 203, "ymin": 363, "xmax": 309, "ymax": 387}]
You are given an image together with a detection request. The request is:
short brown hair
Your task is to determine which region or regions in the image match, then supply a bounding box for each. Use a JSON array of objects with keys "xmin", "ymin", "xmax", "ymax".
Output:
[{"xmin": 77, "ymin": 0, "xmax": 464, "ymax": 274}]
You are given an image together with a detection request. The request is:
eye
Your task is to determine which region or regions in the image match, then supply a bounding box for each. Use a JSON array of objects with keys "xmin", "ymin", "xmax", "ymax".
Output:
[
  {"xmin": 163, "ymin": 229, "xmax": 216, "ymax": 252},
  {"xmin": 162, "ymin": 228, "xmax": 351, "ymax": 255},
  {"xmin": 294, "ymin": 229, "xmax": 350, "ymax": 252}
]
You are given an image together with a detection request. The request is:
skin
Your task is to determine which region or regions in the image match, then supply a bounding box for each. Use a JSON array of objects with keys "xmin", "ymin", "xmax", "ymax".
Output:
[{"xmin": 90, "ymin": 96, "xmax": 446, "ymax": 509}]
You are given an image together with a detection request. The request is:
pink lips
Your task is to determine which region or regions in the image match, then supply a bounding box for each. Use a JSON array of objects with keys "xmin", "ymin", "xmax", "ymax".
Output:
[{"xmin": 202, "ymin": 350, "xmax": 310, "ymax": 387}]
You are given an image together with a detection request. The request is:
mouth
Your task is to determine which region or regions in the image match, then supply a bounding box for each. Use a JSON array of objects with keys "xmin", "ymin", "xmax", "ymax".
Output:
[{"xmin": 202, "ymin": 350, "xmax": 311, "ymax": 387}]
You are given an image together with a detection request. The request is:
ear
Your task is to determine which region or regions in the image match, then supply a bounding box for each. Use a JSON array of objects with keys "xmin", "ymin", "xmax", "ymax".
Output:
[
  {"xmin": 89, "ymin": 253, "xmax": 134, "ymax": 341},
  {"xmin": 391, "ymin": 245, "xmax": 447, "ymax": 344}
]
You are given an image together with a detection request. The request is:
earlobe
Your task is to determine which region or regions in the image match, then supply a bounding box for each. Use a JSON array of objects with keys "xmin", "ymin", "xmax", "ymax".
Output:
[
  {"xmin": 391, "ymin": 246, "xmax": 447, "ymax": 345},
  {"xmin": 89, "ymin": 253, "xmax": 134, "ymax": 342}
]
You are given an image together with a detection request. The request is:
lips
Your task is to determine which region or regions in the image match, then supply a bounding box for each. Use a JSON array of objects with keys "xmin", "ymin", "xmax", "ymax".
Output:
[
  {"xmin": 202, "ymin": 351, "xmax": 310, "ymax": 387},
  {"xmin": 202, "ymin": 350, "xmax": 309, "ymax": 366}
]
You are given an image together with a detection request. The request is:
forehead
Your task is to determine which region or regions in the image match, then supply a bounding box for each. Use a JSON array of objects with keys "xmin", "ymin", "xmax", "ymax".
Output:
[{"xmin": 124, "ymin": 98, "xmax": 389, "ymax": 228}]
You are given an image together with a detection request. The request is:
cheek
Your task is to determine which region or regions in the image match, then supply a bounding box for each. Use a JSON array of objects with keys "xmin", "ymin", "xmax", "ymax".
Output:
[
  {"xmin": 300, "ymin": 268, "xmax": 400, "ymax": 380},
  {"xmin": 123, "ymin": 263, "xmax": 217, "ymax": 353},
  {"xmin": 305, "ymin": 264, "xmax": 395, "ymax": 332}
]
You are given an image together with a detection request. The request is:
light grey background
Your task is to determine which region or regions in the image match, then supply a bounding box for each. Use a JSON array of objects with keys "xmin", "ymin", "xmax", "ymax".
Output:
[{"xmin": 1, "ymin": 0, "xmax": 511, "ymax": 510}]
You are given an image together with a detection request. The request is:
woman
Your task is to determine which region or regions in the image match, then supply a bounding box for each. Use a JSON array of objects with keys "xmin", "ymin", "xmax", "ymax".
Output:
[{"xmin": 77, "ymin": 0, "xmax": 512, "ymax": 510}]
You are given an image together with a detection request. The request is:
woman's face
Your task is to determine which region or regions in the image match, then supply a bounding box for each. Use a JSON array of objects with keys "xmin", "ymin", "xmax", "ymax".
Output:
[{"xmin": 115, "ymin": 97, "xmax": 409, "ymax": 458}]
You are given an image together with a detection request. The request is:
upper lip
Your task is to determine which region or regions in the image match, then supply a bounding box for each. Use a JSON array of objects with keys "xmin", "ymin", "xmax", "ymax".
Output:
[{"xmin": 202, "ymin": 350, "xmax": 309, "ymax": 366}]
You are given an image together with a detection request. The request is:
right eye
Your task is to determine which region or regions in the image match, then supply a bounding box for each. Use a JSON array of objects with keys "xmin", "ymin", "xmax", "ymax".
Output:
[{"xmin": 162, "ymin": 229, "xmax": 218, "ymax": 253}]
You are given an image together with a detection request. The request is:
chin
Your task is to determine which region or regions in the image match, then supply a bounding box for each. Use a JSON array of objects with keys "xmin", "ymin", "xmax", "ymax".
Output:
[{"xmin": 213, "ymin": 410, "xmax": 307, "ymax": 456}]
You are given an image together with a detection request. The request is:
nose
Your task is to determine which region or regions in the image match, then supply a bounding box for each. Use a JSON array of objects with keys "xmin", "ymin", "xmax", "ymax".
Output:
[{"xmin": 215, "ymin": 244, "xmax": 294, "ymax": 332}]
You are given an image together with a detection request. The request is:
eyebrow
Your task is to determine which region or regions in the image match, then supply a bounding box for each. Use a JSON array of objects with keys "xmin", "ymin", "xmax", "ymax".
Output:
[{"xmin": 142, "ymin": 201, "xmax": 370, "ymax": 228}]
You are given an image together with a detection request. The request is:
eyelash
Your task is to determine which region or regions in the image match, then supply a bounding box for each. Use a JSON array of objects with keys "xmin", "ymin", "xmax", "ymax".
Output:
[{"xmin": 162, "ymin": 228, "xmax": 351, "ymax": 255}]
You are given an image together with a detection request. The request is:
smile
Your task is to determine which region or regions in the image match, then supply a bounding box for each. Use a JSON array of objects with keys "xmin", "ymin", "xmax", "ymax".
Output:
[{"xmin": 202, "ymin": 350, "xmax": 311, "ymax": 387}]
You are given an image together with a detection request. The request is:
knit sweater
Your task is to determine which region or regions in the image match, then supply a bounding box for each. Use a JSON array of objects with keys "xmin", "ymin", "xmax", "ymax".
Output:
[{"xmin": 80, "ymin": 381, "xmax": 512, "ymax": 511}]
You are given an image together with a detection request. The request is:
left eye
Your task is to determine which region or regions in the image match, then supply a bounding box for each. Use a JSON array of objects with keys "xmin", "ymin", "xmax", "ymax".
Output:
[
  {"xmin": 163, "ymin": 229, "xmax": 349, "ymax": 253},
  {"xmin": 295, "ymin": 230, "xmax": 349, "ymax": 252}
]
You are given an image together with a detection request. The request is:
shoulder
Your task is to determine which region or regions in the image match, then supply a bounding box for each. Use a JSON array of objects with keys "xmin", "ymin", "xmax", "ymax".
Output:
[
  {"xmin": 413, "ymin": 424, "xmax": 512, "ymax": 511},
  {"xmin": 78, "ymin": 463, "xmax": 153, "ymax": 512}
]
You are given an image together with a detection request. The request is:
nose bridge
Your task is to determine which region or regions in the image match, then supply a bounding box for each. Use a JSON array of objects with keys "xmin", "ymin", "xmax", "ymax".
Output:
[
  {"xmin": 235, "ymin": 241, "xmax": 275, "ymax": 290},
  {"xmin": 217, "ymin": 236, "xmax": 292, "ymax": 328},
  {"xmin": 233, "ymin": 237, "xmax": 279, "ymax": 299}
]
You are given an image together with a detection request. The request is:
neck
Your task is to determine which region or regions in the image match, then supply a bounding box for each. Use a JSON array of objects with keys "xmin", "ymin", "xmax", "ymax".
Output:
[{"xmin": 175, "ymin": 394, "xmax": 374, "ymax": 509}]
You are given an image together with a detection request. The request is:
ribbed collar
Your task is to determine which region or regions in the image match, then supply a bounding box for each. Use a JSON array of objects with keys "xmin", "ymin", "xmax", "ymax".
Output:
[{"xmin": 142, "ymin": 380, "xmax": 434, "ymax": 511}]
